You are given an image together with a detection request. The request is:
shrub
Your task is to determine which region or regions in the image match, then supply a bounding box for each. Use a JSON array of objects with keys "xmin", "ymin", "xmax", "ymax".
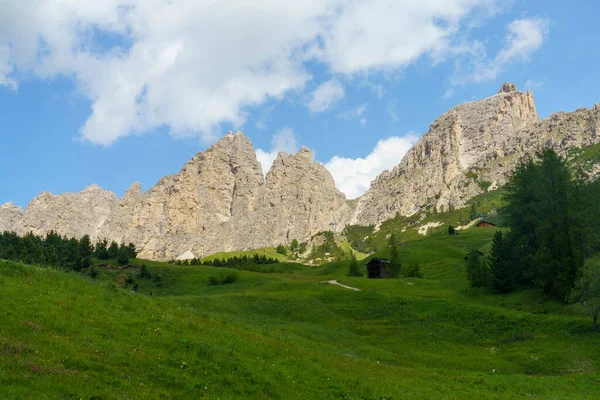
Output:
[
  {"xmin": 88, "ymin": 267, "xmax": 99, "ymax": 279},
  {"xmin": 139, "ymin": 264, "xmax": 151, "ymax": 279},
  {"xmin": 448, "ymin": 225, "xmax": 456, "ymax": 236},
  {"xmin": 347, "ymin": 252, "xmax": 362, "ymax": 277},
  {"xmin": 276, "ymin": 245, "xmax": 288, "ymax": 255},
  {"xmin": 404, "ymin": 263, "xmax": 423, "ymax": 278}
]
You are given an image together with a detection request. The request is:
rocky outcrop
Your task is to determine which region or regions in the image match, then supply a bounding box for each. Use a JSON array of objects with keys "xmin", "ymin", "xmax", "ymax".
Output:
[
  {"xmin": 352, "ymin": 83, "xmax": 600, "ymax": 225},
  {"xmin": 16, "ymin": 185, "xmax": 118, "ymax": 239},
  {"xmin": 0, "ymin": 202, "xmax": 24, "ymax": 234}
]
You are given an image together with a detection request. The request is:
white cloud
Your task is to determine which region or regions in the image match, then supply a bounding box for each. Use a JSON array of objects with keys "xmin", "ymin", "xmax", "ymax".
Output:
[
  {"xmin": 256, "ymin": 128, "xmax": 298, "ymax": 177},
  {"xmin": 336, "ymin": 104, "xmax": 366, "ymax": 120},
  {"xmin": 524, "ymin": 79, "xmax": 544, "ymax": 91},
  {"xmin": 453, "ymin": 17, "xmax": 549, "ymax": 84},
  {"xmin": 0, "ymin": 0, "xmax": 502, "ymax": 146},
  {"xmin": 325, "ymin": 134, "xmax": 419, "ymax": 199},
  {"xmin": 307, "ymin": 79, "xmax": 345, "ymax": 113}
]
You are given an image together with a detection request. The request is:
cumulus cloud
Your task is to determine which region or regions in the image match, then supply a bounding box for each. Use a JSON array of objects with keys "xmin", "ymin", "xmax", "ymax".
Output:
[
  {"xmin": 256, "ymin": 128, "xmax": 298, "ymax": 177},
  {"xmin": 325, "ymin": 134, "xmax": 419, "ymax": 199},
  {"xmin": 307, "ymin": 79, "xmax": 345, "ymax": 113},
  {"xmin": 0, "ymin": 1, "xmax": 506, "ymax": 146}
]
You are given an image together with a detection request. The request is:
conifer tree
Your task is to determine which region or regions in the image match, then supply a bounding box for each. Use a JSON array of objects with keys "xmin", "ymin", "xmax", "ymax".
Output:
[
  {"xmin": 389, "ymin": 234, "xmax": 401, "ymax": 278},
  {"xmin": 489, "ymin": 231, "xmax": 518, "ymax": 292},
  {"xmin": 347, "ymin": 252, "xmax": 362, "ymax": 277}
]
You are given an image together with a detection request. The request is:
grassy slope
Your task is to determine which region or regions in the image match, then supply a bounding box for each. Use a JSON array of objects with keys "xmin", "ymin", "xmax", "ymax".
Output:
[{"xmin": 2, "ymin": 228, "xmax": 600, "ymax": 399}]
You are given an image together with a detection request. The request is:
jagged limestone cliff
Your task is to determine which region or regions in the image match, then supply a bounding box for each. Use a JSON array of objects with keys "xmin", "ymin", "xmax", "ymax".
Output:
[
  {"xmin": 352, "ymin": 83, "xmax": 600, "ymax": 226},
  {"xmin": 4, "ymin": 131, "xmax": 349, "ymax": 260}
]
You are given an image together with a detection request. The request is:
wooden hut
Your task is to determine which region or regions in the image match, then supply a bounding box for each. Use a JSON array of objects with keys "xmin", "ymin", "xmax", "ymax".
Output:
[
  {"xmin": 366, "ymin": 258, "xmax": 391, "ymax": 279},
  {"xmin": 476, "ymin": 220, "xmax": 497, "ymax": 228}
]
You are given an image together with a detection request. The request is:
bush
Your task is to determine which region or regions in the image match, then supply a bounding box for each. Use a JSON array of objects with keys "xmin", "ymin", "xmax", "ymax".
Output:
[
  {"xmin": 208, "ymin": 272, "xmax": 238, "ymax": 286},
  {"xmin": 88, "ymin": 267, "xmax": 99, "ymax": 279},
  {"xmin": 117, "ymin": 249, "xmax": 129, "ymax": 266},
  {"xmin": 404, "ymin": 263, "xmax": 423, "ymax": 278},
  {"xmin": 466, "ymin": 252, "xmax": 490, "ymax": 287},
  {"xmin": 276, "ymin": 245, "xmax": 288, "ymax": 255},
  {"xmin": 139, "ymin": 264, "xmax": 151, "ymax": 279},
  {"xmin": 347, "ymin": 252, "xmax": 362, "ymax": 277},
  {"xmin": 448, "ymin": 225, "xmax": 456, "ymax": 236}
]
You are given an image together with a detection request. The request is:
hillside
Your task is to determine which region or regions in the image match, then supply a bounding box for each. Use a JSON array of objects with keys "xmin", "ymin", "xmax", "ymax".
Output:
[{"xmin": 2, "ymin": 225, "xmax": 600, "ymax": 399}]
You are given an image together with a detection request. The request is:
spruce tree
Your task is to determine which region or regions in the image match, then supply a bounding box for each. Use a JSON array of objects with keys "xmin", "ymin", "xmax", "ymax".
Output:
[
  {"xmin": 489, "ymin": 231, "xmax": 518, "ymax": 292},
  {"xmin": 347, "ymin": 252, "xmax": 362, "ymax": 277},
  {"xmin": 79, "ymin": 234, "xmax": 94, "ymax": 259},
  {"xmin": 108, "ymin": 241, "xmax": 120, "ymax": 260},
  {"xmin": 389, "ymin": 234, "xmax": 401, "ymax": 278}
]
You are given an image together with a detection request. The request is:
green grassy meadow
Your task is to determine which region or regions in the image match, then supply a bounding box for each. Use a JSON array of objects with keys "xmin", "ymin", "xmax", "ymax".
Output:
[{"xmin": 2, "ymin": 227, "xmax": 600, "ymax": 399}]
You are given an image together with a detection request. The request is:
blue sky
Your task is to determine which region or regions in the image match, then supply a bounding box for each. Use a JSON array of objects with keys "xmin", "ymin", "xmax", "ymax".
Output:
[{"xmin": 1, "ymin": 0, "xmax": 599, "ymax": 207}]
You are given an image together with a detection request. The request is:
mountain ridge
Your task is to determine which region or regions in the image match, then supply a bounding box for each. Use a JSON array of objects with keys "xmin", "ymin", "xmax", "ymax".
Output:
[{"xmin": 2, "ymin": 83, "xmax": 599, "ymax": 260}]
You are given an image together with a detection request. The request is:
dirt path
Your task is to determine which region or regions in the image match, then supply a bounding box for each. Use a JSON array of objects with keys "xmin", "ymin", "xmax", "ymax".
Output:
[{"xmin": 321, "ymin": 280, "xmax": 361, "ymax": 291}]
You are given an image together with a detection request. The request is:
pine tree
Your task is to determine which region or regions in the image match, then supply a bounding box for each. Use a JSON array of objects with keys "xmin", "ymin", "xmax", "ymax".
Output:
[
  {"xmin": 79, "ymin": 234, "xmax": 94, "ymax": 259},
  {"xmin": 389, "ymin": 234, "xmax": 401, "ymax": 278},
  {"xmin": 466, "ymin": 251, "xmax": 490, "ymax": 287},
  {"xmin": 347, "ymin": 252, "xmax": 362, "ymax": 277},
  {"xmin": 489, "ymin": 231, "xmax": 518, "ymax": 292},
  {"xmin": 95, "ymin": 239, "xmax": 110, "ymax": 260},
  {"xmin": 108, "ymin": 241, "xmax": 120, "ymax": 260}
]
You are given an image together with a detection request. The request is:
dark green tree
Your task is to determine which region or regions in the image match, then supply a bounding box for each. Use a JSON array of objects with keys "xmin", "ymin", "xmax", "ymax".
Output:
[
  {"xmin": 571, "ymin": 258, "xmax": 600, "ymax": 331},
  {"xmin": 276, "ymin": 244, "xmax": 287, "ymax": 255},
  {"xmin": 347, "ymin": 252, "xmax": 362, "ymax": 277},
  {"xmin": 79, "ymin": 234, "xmax": 93, "ymax": 259},
  {"xmin": 108, "ymin": 241, "xmax": 120, "ymax": 260},
  {"xmin": 290, "ymin": 239, "xmax": 299, "ymax": 251},
  {"xmin": 489, "ymin": 231, "xmax": 518, "ymax": 292},
  {"xmin": 117, "ymin": 247, "xmax": 129, "ymax": 265},
  {"xmin": 466, "ymin": 251, "xmax": 490, "ymax": 287},
  {"xmin": 389, "ymin": 234, "xmax": 401, "ymax": 278},
  {"xmin": 95, "ymin": 239, "xmax": 109, "ymax": 260},
  {"xmin": 448, "ymin": 225, "xmax": 456, "ymax": 236}
]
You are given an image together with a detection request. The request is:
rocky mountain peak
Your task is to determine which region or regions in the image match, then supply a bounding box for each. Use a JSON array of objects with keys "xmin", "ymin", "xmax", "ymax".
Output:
[{"xmin": 498, "ymin": 81, "xmax": 517, "ymax": 94}]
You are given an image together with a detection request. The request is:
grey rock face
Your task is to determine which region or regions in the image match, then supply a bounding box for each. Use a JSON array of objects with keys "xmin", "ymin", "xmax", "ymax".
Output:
[
  {"xmin": 0, "ymin": 202, "xmax": 24, "ymax": 233},
  {"xmin": 352, "ymin": 83, "xmax": 600, "ymax": 225}
]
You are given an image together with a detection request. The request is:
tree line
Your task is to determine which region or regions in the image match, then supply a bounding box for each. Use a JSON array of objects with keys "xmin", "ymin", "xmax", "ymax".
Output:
[
  {"xmin": 171, "ymin": 254, "xmax": 280, "ymax": 268},
  {"xmin": 467, "ymin": 149, "xmax": 600, "ymax": 311},
  {"xmin": 0, "ymin": 230, "xmax": 137, "ymax": 271}
]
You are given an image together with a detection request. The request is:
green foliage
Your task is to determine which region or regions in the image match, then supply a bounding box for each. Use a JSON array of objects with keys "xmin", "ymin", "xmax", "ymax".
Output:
[
  {"xmin": 346, "ymin": 252, "xmax": 362, "ymax": 277},
  {"xmin": 470, "ymin": 203, "xmax": 478, "ymax": 221},
  {"xmin": 94, "ymin": 239, "xmax": 109, "ymax": 260},
  {"xmin": 310, "ymin": 231, "xmax": 345, "ymax": 261},
  {"xmin": 276, "ymin": 244, "xmax": 288, "ymax": 255},
  {"xmin": 448, "ymin": 225, "xmax": 456, "ymax": 236},
  {"xmin": 489, "ymin": 231, "xmax": 519, "ymax": 292},
  {"xmin": 117, "ymin": 247, "xmax": 129, "ymax": 266},
  {"xmin": 139, "ymin": 264, "xmax": 151, "ymax": 279},
  {"xmin": 499, "ymin": 149, "xmax": 600, "ymax": 299},
  {"xmin": 343, "ymin": 225, "xmax": 375, "ymax": 253},
  {"xmin": 298, "ymin": 242, "xmax": 307, "ymax": 254},
  {"xmin": 404, "ymin": 262, "xmax": 423, "ymax": 278},
  {"xmin": 290, "ymin": 239, "xmax": 299, "ymax": 251},
  {"xmin": 389, "ymin": 234, "xmax": 401, "ymax": 278},
  {"xmin": 208, "ymin": 272, "xmax": 238, "ymax": 286},
  {"xmin": 466, "ymin": 252, "xmax": 490, "ymax": 287},
  {"xmin": 571, "ymin": 257, "xmax": 600, "ymax": 331},
  {"xmin": 108, "ymin": 241, "xmax": 120, "ymax": 259},
  {"xmin": 78, "ymin": 234, "xmax": 93, "ymax": 259}
]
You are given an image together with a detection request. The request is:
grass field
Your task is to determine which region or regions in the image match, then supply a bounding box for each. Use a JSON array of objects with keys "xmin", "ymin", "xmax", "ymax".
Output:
[{"xmin": 2, "ymin": 227, "xmax": 600, "ymax": 399}]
